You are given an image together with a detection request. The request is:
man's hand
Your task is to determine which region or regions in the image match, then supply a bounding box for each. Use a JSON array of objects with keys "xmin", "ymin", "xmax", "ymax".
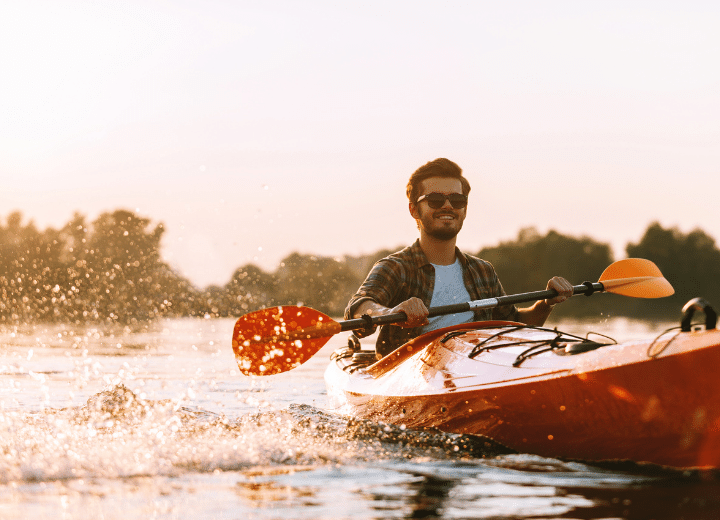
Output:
[
  {"xmin": 545, "ymin": 276, "xmax": 573, "ymax": 307},
  {"xmin": 354, "ymin": 297, "xmax": 429, "ymax": 328},
  {"xmin": 390, "ymin": 297, "xmax": 429, "ymax": 328}
]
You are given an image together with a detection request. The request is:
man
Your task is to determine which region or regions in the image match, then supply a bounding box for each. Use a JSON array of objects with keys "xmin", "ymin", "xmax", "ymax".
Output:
[{"xmin": 345, "ymin": 158, "xmax": 573, "ymax": 358}]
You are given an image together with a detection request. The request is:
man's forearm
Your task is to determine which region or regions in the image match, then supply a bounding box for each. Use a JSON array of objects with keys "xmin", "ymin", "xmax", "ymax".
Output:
[
  {"xmin": 517, "ymin": 300, "xmax": 554, "ymax": 327},
  {"xmin": 353, "ymin": 299, "xmax": 391, "ymax": 318}
]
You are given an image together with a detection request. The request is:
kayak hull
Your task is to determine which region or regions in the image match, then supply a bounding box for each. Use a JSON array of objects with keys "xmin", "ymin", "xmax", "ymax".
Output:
[{"xmin": 325, "ymin": 322, "xmax": 720, "ymax": 469}]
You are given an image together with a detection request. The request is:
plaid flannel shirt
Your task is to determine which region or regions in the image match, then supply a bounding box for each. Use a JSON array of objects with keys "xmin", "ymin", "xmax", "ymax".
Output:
[{"xmin": 345, "ymin": 240, "xmax": 519, "ymax": 357}]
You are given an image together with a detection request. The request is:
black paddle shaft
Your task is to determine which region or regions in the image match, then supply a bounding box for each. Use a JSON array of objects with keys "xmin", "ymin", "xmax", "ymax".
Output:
[{"xmin": 339, "ymin": 281, "xmax": 604, "ymax": 332}]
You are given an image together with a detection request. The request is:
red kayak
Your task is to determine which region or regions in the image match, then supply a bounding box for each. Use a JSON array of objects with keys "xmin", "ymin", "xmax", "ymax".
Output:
[{"xmin": 324, "ymin": 307, "xmax": 720, "ymax": 469}]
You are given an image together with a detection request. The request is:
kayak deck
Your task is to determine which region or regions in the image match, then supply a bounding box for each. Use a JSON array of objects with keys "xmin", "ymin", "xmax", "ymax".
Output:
[{"xmin": 325, "ymin": 322, "xmax": 720, "ymax": 469}]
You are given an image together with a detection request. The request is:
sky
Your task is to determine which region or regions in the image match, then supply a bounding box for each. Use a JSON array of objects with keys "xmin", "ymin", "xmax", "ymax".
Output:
[{"xmin": 1, "ymin": 0, "xmax": 718, "ymax": 288}]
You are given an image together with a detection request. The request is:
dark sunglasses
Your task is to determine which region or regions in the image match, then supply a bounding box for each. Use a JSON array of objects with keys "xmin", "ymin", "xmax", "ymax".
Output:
[{"xmin": 416, "ymin": 192, "xmax": 468, "ymax": 209}]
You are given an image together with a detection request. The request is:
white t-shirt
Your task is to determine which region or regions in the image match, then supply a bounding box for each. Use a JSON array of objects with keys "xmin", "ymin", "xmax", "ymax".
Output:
[{"xmin": 420, "ymin": 258, "xmax": 475, "ymax": 333}]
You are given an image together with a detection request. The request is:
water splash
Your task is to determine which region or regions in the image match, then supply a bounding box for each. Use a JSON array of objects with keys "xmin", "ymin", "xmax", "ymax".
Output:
[{"xmin": 0, "ymin": 384, "xmax": 513, "ymax": 486}]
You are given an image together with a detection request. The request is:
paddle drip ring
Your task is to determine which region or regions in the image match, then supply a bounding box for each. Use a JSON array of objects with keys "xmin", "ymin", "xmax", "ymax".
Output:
[
  {"xmin": 582, "ymin": 281, "xmax": 596, "ymax": 296},
  {"xmin": 360, "ymin": 313, "xmax": 375, "ymax": 332}
]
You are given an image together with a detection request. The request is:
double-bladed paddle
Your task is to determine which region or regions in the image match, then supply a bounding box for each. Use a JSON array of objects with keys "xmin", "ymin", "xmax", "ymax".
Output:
[{"xmin": 231, "ymin": 258, "xmax": 673, "ymax": 376}]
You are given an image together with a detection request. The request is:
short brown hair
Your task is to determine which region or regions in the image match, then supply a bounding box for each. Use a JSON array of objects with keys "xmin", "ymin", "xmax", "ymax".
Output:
[{"xmin": 406, "ymin": 158, "xmax": 471, "ymax": 203}]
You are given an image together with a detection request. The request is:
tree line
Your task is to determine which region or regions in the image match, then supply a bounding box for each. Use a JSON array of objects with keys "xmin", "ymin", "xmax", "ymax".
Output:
[{"xmin": 1, "ymin": 210, "xmax": 719, "ymax": 324}]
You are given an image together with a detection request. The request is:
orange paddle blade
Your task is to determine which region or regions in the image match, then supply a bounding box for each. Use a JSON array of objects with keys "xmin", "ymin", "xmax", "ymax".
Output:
[
  {"xmin": 232, "ymin": 306, "xmax": 340, "ymax": 376},
  {"xmin": 598, "ymin": 258, "xmax": 674, "ymax": 298}
]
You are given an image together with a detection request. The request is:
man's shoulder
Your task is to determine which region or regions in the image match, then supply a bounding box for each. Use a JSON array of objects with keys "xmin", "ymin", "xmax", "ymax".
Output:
[
  {"xmin": 367, "ymin": 242, "xmax": 428, "ymax": 279},
  {"xmin": 380, "ymin": 241, "xmax": 424, "ymax": 264},
  {"xmin": 458, "ymin": 251, "xmax": 497, "ymax": 274},
  {"xmin": 387, "ymin": 243, "xmax": 416, "ymax": 259}
]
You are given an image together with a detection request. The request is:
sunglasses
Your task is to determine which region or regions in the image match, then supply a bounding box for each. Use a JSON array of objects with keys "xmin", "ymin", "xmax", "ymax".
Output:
[{"xmin": 416, "ymin": 192, "xmax": 468, "ymax": 209}]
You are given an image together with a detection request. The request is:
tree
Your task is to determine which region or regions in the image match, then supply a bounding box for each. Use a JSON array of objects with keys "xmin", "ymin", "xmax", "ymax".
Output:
[
  {"xmin": 223, "ymin": 264, "xmax": 277, "ymax": 316},
  {"xmin": 274, "ymin": 253, "xmax": 361, "ymax": 316},
  {"xmin": 0, "ymin": 209, "xmax": 199, "ymax": 324},
  {"xmin": 0, "ymin": 212, "xmax": 67, "ymax": 321},
  {"xmin": 7, "ymin": 208, "xmax": 718, "ymax": 325},
  {"xmin": 477, "ymin": 228, "xmax": 615, "ymax": 317},
  {"xmin": 80, "ymin": 210, "xmax": 168, "ymax": 322},
  {"xmin": 626, "ymin": 223, "xmax": 720, "ymax": 317}
]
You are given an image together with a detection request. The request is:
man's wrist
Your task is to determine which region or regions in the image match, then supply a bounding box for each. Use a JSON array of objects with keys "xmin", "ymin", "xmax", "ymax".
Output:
[{"xmin": 540, "ymin": 299, "xmax": 555, "ymax": 311}]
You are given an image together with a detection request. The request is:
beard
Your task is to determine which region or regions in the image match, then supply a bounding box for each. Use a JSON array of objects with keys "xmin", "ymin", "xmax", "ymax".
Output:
[
  {"xmin": 426, "ymin": 226, "xmax": 461, "ymax": 241},
  {"xmin": 418, "ymin": 208, "xmax": 465, "ymax": 241}
]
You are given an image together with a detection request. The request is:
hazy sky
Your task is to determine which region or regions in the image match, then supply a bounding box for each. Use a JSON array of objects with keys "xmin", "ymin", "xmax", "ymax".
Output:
[{"xmin": 2, "ymin": 1, "xmax": 718, "ymax": 287}]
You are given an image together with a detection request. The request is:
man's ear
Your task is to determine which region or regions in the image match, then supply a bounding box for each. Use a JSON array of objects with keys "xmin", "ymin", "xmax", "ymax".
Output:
[{"xmin": 409, "ymin": 201, "xmax": 420, "ymax": 220}]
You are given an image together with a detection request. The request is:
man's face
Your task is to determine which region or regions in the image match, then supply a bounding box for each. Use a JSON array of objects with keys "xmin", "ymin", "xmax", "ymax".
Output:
[{"xmin": 411, "ymin": 177, "xmax": 467, "ymax": 241}]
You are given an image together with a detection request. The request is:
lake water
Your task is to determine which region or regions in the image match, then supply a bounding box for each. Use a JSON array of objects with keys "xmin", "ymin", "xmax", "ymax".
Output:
[{"xmin": 1, "ymin": 316, "xmax": 719, "ymax": 519}]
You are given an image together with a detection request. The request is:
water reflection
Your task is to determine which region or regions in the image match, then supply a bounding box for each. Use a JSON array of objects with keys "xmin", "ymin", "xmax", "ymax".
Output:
[
  {"xmin": 553, "ymin": 474, "xmax": 720, "ymax": 520},
  {"xmin": 235, "ymin": 466, "xmax": 318, "ymax": 509},
  {"xmin": 404, "ymin": 474, "xmax": 454, "ymax": 519}
]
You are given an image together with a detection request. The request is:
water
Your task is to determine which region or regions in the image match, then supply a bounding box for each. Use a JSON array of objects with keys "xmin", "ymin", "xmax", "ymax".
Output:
[{"xmin": 1, "ymin": 317, "xmax": 719, "ymax": 519}]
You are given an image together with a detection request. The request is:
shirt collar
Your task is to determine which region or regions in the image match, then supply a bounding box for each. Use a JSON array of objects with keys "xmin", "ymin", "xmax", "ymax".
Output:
[{"xmin": 409, "ymin": 239, "xmax": 469, "ymax": 268}]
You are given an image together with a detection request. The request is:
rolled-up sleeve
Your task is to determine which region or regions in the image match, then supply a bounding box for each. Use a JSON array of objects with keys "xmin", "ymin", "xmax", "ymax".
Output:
[{"xmin": 344, "ymin": 259, "xmax": 403, "ymax": 337}]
